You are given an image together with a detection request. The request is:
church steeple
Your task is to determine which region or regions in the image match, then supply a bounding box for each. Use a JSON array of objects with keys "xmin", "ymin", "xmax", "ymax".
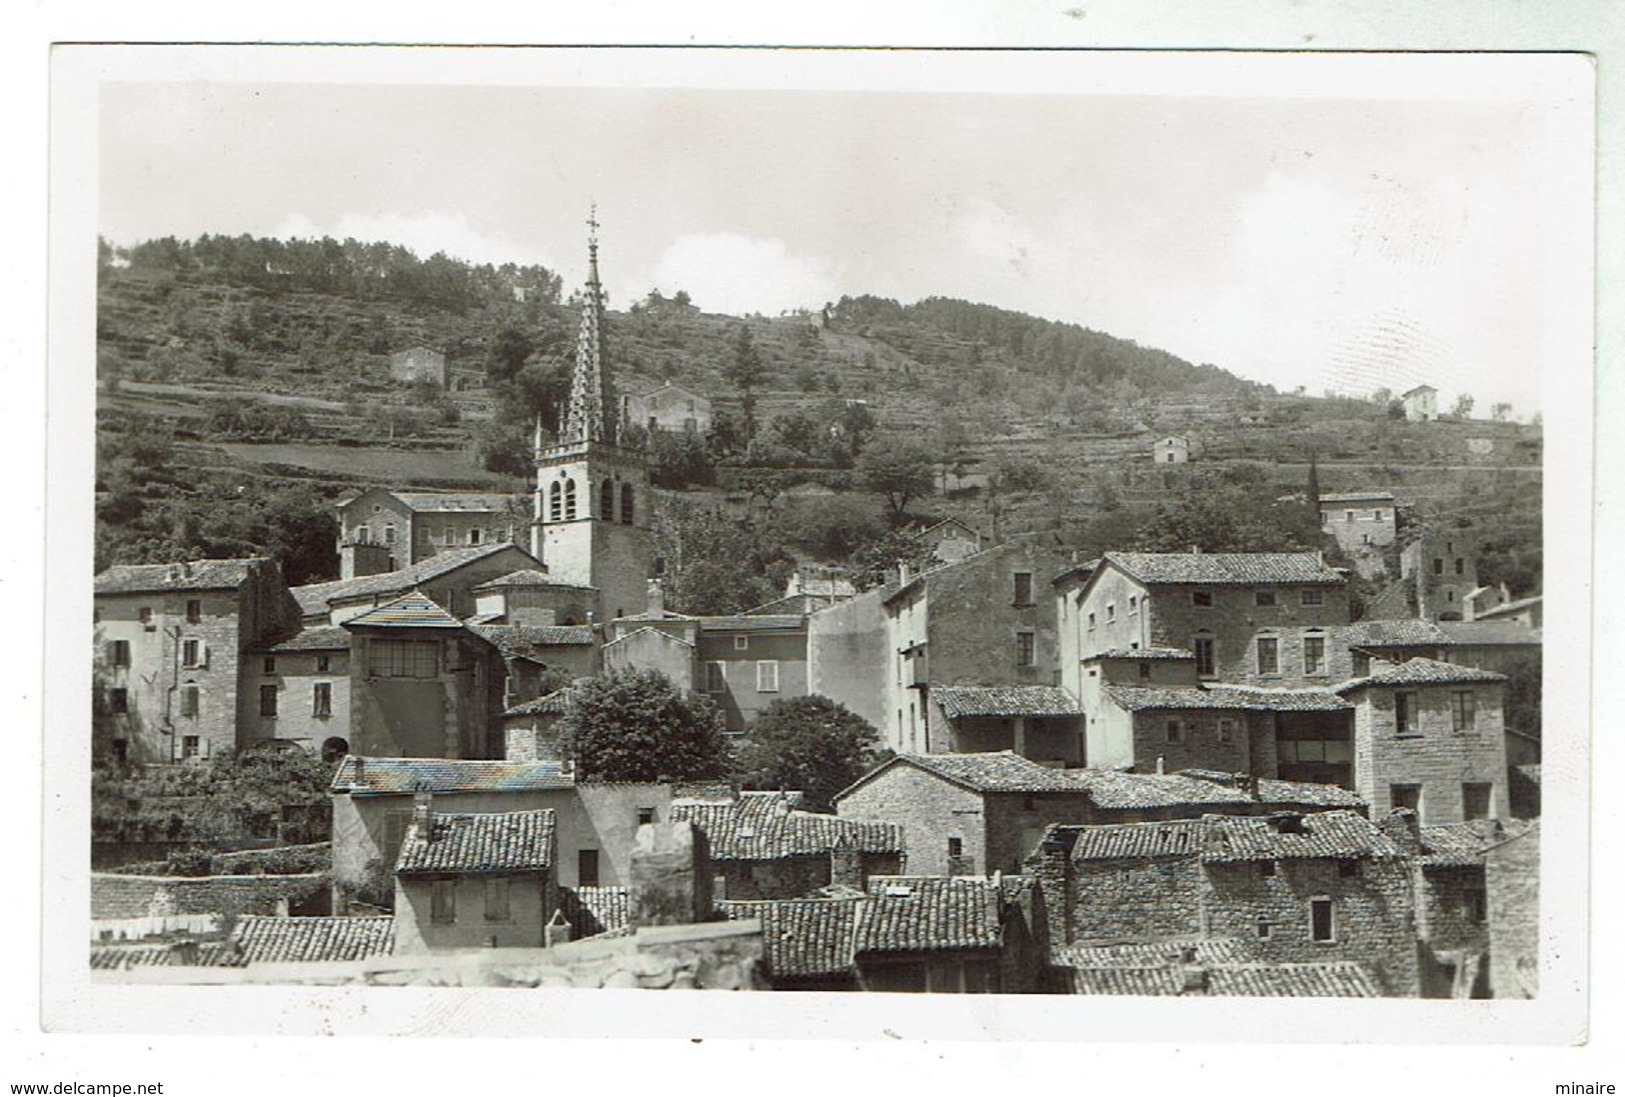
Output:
[{"xmin": 561, "ymin": 206, "xmax": 616, "ymax": 446}]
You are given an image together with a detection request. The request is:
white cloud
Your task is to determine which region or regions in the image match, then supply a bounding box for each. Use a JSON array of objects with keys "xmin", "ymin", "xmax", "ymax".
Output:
[
  {"xmin": 626, "ymin": 233, "xmax": 842, "ymax": 315},
  {"xmin": 271, "ymin": 211, "xmax": 553, "ymax": 270}
]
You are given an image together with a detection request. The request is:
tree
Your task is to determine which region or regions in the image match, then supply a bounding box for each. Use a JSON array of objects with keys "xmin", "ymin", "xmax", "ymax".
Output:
[
  {"xmin": 557, "ymin": 669, "xmax": 732, "ymax": 783},
  {"xmin": 722, "ymin": 325, "xmax": 766, "ymax": 442},
  {"xmin": 857, "ymin": 434, "xmax": 937, "ymax": 526},
  {"xmin": 1134, "ymin": 477, "xmax": 1321, "ymax": 554},
  {"xmin": 486, "ymin": 326, "xmax": 534, "ymax": 387},
  {"xmin": 1452, "ymin": 392, "xmax": 1476, "ymax": 420},
  {"xmin": 735, "ymin": 696, "xmax": 882, "ymax": 811},
  {"xmin": 650, "ymin": 498, "xmax": 795, "ymax": 614},
  {"xmin": 1491, "ymin": 402, "xmax": 1513, "ymax": 423}
]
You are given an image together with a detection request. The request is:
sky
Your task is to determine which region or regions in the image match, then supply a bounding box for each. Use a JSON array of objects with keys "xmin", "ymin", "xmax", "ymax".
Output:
[{"xmin": 96, "ymin": 52, "xmax": 1588, "ymax": 417}]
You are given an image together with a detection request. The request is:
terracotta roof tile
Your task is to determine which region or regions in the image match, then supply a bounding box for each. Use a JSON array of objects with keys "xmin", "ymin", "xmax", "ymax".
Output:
[
  {"xmin": 390, "ymin": 492, "xmax": 519, "ymax": 513},
  {"xmin": 331, "ymin": 756, "xmax": 574, "ymax": 794},
  {"xmin": 1066, "ymin": 819, "xmax": 1209, "ymax": 861},
  {"xmin": 1067, "ymin": 770, "xmax": 1252, "ymax": 810},
  {"xmin": 231, "ymin": 916, "xmax": 395, "ymax": 964},
  {"xmin": 90, "ymin": 941, "xmax": 245, "ymax": 970},
  {"xmin": 1318, "ymin": 492, "xmax": 1397, "ymax": 504},
  {"xmin": 1419, "ymin": 820, "xmax": 1505, "ymax": 867},
  {"xmin": 471, "ymin": 569, "xmax": 556, "ymax": 590},
  {"xmin": 395, "ymin": 809, "xmax": 556, "ymax": 875},
  {"xmin": 95, "ymin": 557, "xmax": 269, "ymax": 595},
  {"xmin": 1436, "ymin": 621, "xmax": 1542, "ymax": 646},
  {"xmin": 265, "ymin": 626, "xmax": 352, "ymax": 652},
  {"xmin": 342, "ymin": 589, "xmax": 467, "ymax": 629},
  {"xmin": 721, "ymin": 898, "xmax": 862, "ymax": 978},
  {"xmin": 1205, "ymin": 962, "xmax": 1383, "ymax": 997},
  {"xmin": 1202, "ymin": 811, "xmax": 1404, "ymax": 863},
  {"xmin": 1066, "ymin": 966, "xmax": 1186, "ymax": 995},
  {"xmin": 1333, "ymin": 620, "xmax": 1449, "ymax": 648},
  {"xmin": 1335, "ymin": 657, "xmax": 1508, "ymax": 691},
  {"xmin": 932, "ymin": 685, "xmax": 1082, "ymax": 719},
  {"xmin": 291, "ymin": 542, "xmax": 533, "ymax": 616},
  {"xmin": 857, "ymin": 876, "xmax": 1004, "ymax": 953},
  {"xmin": 1107, "ymin": 552, "xmax": 1345, "ymax": 586},
  {"xmin": 671, "ymin": 796, "xmax": 902, "ymax": 860},
  {"xmin": 856, "ymin": 752, "xmax": 1086, "ymax": 795},
  {"xmin": 696, "ymin": 615, "xmax": 807, "ymax": 632},
  {"xmin": 504, "ymin": 689, "xmax": 570, "ymax": 717},
  {"xmin": 1107, "ymin": 685, "xmax": 1350, "ymax": 713},
  {"xmin": 558, "ymin": 886, "xmax": 632, "ymax": 937},
  {"xmin": 473, "ymin": 624, "xmax": 596, "ymax": 652},
  {"xmin": 1177, "ymin": 770, "xmax": 1367, "ymax": 809},
  {"xmin": 1087, "ymin": 647, "xmax": 1196, "ymax": 661},
  {"xmin": 1053, "ymin": 939, "xmax": 1258, "ymax": 968},
  {"xmin": 1472, "ymin": 595, "xmax": 1542, "ymax": 621}
]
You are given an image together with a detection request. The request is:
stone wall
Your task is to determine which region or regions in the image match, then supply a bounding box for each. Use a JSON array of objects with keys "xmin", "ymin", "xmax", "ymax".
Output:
[
  {"xmin": 1147, "ymin": 583, "xmax": 1349, "ymax": 688},
  {"xmin": 1129, "ymin": 708, "xmax": 1253, "ymax": 775},
  {"xmin": 1067, "ymin": 857, "xmax": 1208, "ymax": 943},
  {"xmin": 837, "ymin": 765, "xmax": 984, "ymax": 877},
  {"xmin": 246, "ymin": 647, "xmax": 351, "ymax": 753},
  {"xmin": 1486, "ymin": 823, "xmax": 1539, "ymax": 998},
  {"xmin": 983, "ymin": 792, "xmax": 1099, "ymax": 876},
  {"xmin": 393, "ymin": 872, "xmax": 556, "ymax": 953},
  {"xmin": 1350, "ymin": 683, "xmax": 1509, "ymax": 824},
  {"xmin": 1418, "ymin": 864, "xmax": 1490, "ymax": 996},
  {"xmin": 346, "ymin": 630, "xmax": 505, "ymax": 760},
  {"xmin": 808, "ymin": 587, "xmax": 890, "ymax": 735}
]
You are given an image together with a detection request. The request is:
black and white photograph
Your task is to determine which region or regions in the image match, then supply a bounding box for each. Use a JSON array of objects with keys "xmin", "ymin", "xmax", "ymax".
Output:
[{"xmin": 30, "ymin": 25, "xmax": 1607, "ymax": 1082}]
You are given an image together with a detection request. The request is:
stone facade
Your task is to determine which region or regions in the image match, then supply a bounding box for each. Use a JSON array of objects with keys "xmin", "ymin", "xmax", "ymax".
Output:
[
  {"xmin": 1154, "ymin": 436, "xmax": 1190, "ymax": 464},
  {"xmin": 533, "ymin": 440, "xmax": 654, "ymax": 623},
  {"xmin": 245, "ymin": 639, "xmax": 352, "ymax": 756},
  {"xmin": 621, "ymin": 384, "xmax": 713, "ymax": 435},
  {"xmin": 388, "ymin": 345, "xmax": 447, "ymax": 387},
  {"xmin": 344, "ymin": 625, "xmax": 507, "ymax": 760},
  {"xmin": 807, "ymin": 587, "xmax": 891, "ymax": 734},
  {"xmin": 1485, "ymin": 822, "xmax": 1539, "ymax": 998},
  {"xmin": 1401, "ymin": 532, "xmax": 1480, "ymax": 622},
  {"xmin": 393, "ymin": 871, "xmax": 558, "ymax": 953}
]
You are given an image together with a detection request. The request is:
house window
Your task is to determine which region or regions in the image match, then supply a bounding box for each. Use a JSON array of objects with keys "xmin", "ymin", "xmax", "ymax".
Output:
[
  {"xmin": 264, "ymin": 657, "xmax": 276, "ymax": 674},
  {"xmin": 108, "ymin": 687, "xmax": 129, "ymax": 714},
  {"xmin": 1338, "ymin": 860, "xmax": 1359, "ymax": 878},
  {"xmin": 1301, "ymin": 589, "xmax": 1323, "ymax": 606},
  {"xmin": 1391, "ymin": 784, "xmax": 1422, "ymax": 814},
  {"xmin": 1455, "ymin": 558, "xmax": 1465, "ymax": 575},
  {"xmin": 1303, "ymin": 636, "xmax": 1325, "ymax": 675},
  {"xmin": 179, "ymin": 685, "xmax": 199, "ymax": 717},
  {"xmin": 1106, "ymin": 604, "xmax": 1116, "ymax": 623},
  {"xmin": 181, "ymin": 639, "xmax": 202, "ymax": 668},
  {"xmin": 1256, "ymin": 637, "xmax": 1279, "ymax": 675},
  {"xmin": 185, "ymin": 599, "xmax": 202, "ymax": 624},
  {"xmin": 1139, "ymin": 662, "xmax": 1152, "ymax": 680},
  {"xmin": 1259, "ymin": 860, "xmax": 1275, "ymax": 878},
  {"xmin": 484, "ymin": 878, "xmax": 511, "ymax": 923},
  {"xmin": 468, "ymin": 528, "xmax": 481, "ymax": 546},
  {"xmin": 1451, "ymin": 691, "xmax": 1476, "ymax": 731},
  {"xmin": 1193, "ymin": 636, "xmax": 1216, "ymax": 677},
  {"xmin": 1255, "ymin": 917, "xmax": 1272, "ymax": 940},
  {"xmin": 312, "ymin": 682, "xmax": 332, "ymax": 718},
  {"xmin": 369, "ymin": 639, "xmax": 440, "ymax": 679},
  {"xmin": 1433, "ymin": 558, "xmax": 1444, "ymax": 575},
  {"xmin": 1128, "ymin": 595, "xmax": 1139, "ymax": 616},
  {"xmin": 1462, "ymin": 783, "xmax": 1493, "ymax": 821},
  {"xmin": 316, "ymin": 654, "xmax": 330, "ymax": 673},
  {"xmin": 637, "ymin": 807, "xmax": 655, "ymax": 826},
  {"xmin": 182, "ymin": 735, "xmax": 200, "ymax": 759},
  {"xmin": 1395, "ymin": 691, "xmax": 1419, "ymax": 735},
  {"xmin": 1087, "ymin": 613, "xmax": 1096, "ymax": 631},
  {"xmin": 578, "ymin": 849, "xmax": 600, "ymax": 887},
  {"xmin": 1165, "ymin": 719, "xmax": 1183, "ymax": 744},
  {"xmin": 1345, "ymin": 510, "xmax": 1355, "ymax": 522},
  {"xmin": 621, "ymin": 483, "xmax": 635, "ymax": 525},
  {"xmin": 431, "ymin": 881, "xmax": 457, "ymax": 925},
  {"xmin": 384, "ymin": 525, "xmax": 397, "ymax": 545},
  {"xmin": 1192, "ymin": 590, "xmax": 1212, "ymax": 607},
  {"xmin": 108, "ymin": 640, "xmax": 130, "ymax": 669},
  {"xmin": 139, "ymin": 606, "xmax": 154, "ymax": 630},
  {"xmin": 756, "ymin": 660, "xmax": 780, "ymax": 693},
  {"xmin": 1255, "ymin": 590, "xmax": 1277, "ymax": 607},
  {"xmin": 1013, "ymin": 572, "xmax": 1034, "ymax": 606},
  {"xmin": 947, "ymin": 837, "xmax": 963, "ymax": 858},
  {"xmin": 1310, "ymin": 898, "xmax": 1335, "ymax": 943},
  {"xmin": 734, "ymin": 635, "xmax": 749, "ymax": 651},
  {"xmin": 1465, "ymin": 885, "xmax": 1488, "ymax": 924},
  {"xmin": 1217, "ymin": 718, "xmax": 1234, "ymax": 743},
  {"xmin": 1016, "ymin": 631, "xmax": 1036, "ymax": 668},
  {"xmin": 259, "ymin": 684, "xmax": 278, "ymax": 717},
  {"xmin": 705, "ymin": 662, "xmax": 725, "ymax": 693}
]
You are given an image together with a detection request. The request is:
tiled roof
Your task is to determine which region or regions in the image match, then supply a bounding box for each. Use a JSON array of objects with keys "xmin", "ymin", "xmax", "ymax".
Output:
[
  {"xmin": 265, "ymin": 626, "xmax": 352, "ymax": 653},
  {"xmin": 395, "ymin": 809, "xmax": 556, "ymax": 875},
  {"xmin": 843, "ymin": 752, "xmax": 1086, "ymax": 797},
  {"xmin": 331, "ymin": 756, "xmax": 574, "ymax": 794},
  {"xmin": 1106, "ymin": 685, "xmax": 1350, "ymax": 713},
  {"xmin": 95, "ymin": 558, "xmax": 267, "ymax": 595},
  {"xmin": 391, "ymin": 492, "xmax": 518, "ymax": 513},
  {"xmin": 721, "ymin": 898, "xmax": 862, "ymax": 978},
  {"xmin": 291, "ymin": 542, "xmax": 532, "ymax": 616},
  {"xmin": 1202, "ymin": 811, "xmax": 1404, "ymax": 863},
  {"xmin": 1087, "ymin": 647, "xmax": 1196, "ymax": 661},
  {"xmin": 1066, "ymin": 966, "xmax": 1186, "ymax": 995},
  {"xmin": 742, "ymin": 593, "xmax": 826, "ymax": 616},
  {"xmin": 696, "ymin": 615, "xmax": 807, "ymax": 632},
  {"xmin": 1053, "ymin": 939, "xmax": 1257, "ymax": 968},
  {"xmin": 472, "ymin": 569, "xmax": 555, "ymax": 590},
  {"xmin": 504, "ymin": 689, "xmax": 569, "ymax": 717},
  {"xmin": 1473, "ymin": 595, "xmax": 1542, "ymax": 620},
  {"xmin": 1334, "ymin": 620, "xmax": 1449, "ymax": 648},
  {"xmin": 1068, "ymin": 770, "xmax": 1252, "ymax": 810},
  {"xmin": 1401, "ymin": 384, "xmax": 1436, "ymax": 397},
  {"xmin": 1206, "ymin": 962, "xmax": 1382, "ymax": 997},
  {"xmin": 670, "ymin": 795, "xmax": 902, "ymax": 860},
  {"xmin": 856, "ymin": 877, "xmax": 1004, "ymax": 953},
  {"xmin": 558, "ymin": 885, "xmax": 632, "ymax": 938},
  {"xmin": 90, "ymin": 942, "xmax": 245, "ymax": 970},
  {"xmin": 1437, "ymin": 621, "xmax": 1542, "ymax": 647},
  {"xmin": 795, "ymin": 578, "xmax": 858, "ymax": 598},
  {"xmin": 1106, "ymin": 552, "xmax": 1345, "ymax": 586},
  {"xmin": 231, "ymin": 916, "xmax": 395, "ymax": 964},
  {"xmin": 1318, "ymin": 492, "xmax": 1397, "ymax": 504},
  {"xmin": 1335, "ymin": 657, "xmax": 1508, "ymax": 691},
  {"xmin": 472, "ymin": 624, "xmax": 597, "ymax": 651},
  {"xmin": 1067, "ymin": 819, "xmax": 1208, "ymax": 861},
  {"xmin": 342, "ymin": 589, "xmax": 467, "ymax": 629},
  {"xmin": 1419, "ymin": 820, "xmax": 1505, "ymax": 867},
  {"xmin": 1177, "ymin": 770, "xmax": 1366, "ymax": 809},
  {"xmin": 932, "ymin": 685, "xmax": 1082, "ymax": 719}
]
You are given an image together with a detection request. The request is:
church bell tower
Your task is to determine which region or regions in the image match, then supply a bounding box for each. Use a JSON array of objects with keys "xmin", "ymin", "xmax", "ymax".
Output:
[{"xmin": 530, "ymin": 209, "xmax": 653, "ymax": 621}]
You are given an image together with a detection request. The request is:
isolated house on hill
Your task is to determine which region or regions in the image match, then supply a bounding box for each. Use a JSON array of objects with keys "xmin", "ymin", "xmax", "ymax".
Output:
[
  {"xmin": 620, "ymin": 384, "xmax": 713, "ymax": 435},
  {"xmin": 1401, "ymin": 384, "xmax": 1438, "ymax": 421},
  {"xmin": 1153, "ymin": 435, "xmax": 1191, "ymax": 464},
  {"xmin": 389, "ymin": 345, "xmax": 448, "ymax": 387}
]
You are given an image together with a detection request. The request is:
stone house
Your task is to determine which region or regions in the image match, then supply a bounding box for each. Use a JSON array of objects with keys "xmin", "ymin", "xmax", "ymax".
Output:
[
  {"xmin": 293, "ymin": 543, "xmax": 547, "ymax": 626},
  {"xmin": 1401, "ymin": 384, "xmax": 1438, "ymax": 421},
  {"xmin": 908, "ymin": 517, "xmax": 984, "ymax": 566},
  {"xmin": 1381, "ymin": 812, "xmax": 1499, "ymax": 997},
  {"xmin": 1400, "ymin": 530, "xmax": 1479, "ymax": 621},
  {"xmin": 1473, "ymin": 594, "xmax": 1542, "ymax": 630},
  {"xmin": 1318, "ymin": 491, "xmax": 1398, "ymax": 579},
  {"xmin": 620, "ymin": 383, "xmax": 713, "ymax": 435},
  {"xmin": 881, "ymin": 536, "xmax": 1077, "ymax": 755},
  {"xmin": 470, "ymin": 569, "xmax": 598, "ymax": 628},
  {"xmin": 328, "ymin": 756, "xmax": 671, "ymax": 906},
  {"xmin": 391, "ymin": 803, "xmax": 560, "ymax": 953},
  {"xmin": 333, "ymin": 488, "xmax": 524, "ymax": 577},
  {"xmin": 670, "ymin": 791, "xmax": 904, "ymax": 900},
  {"xmin": 93, "ymin": 558, "xmax": 302, "ymax": 764},
  {"xmin": 341, "ymin": 591, "xmax": 509, "ymax": 760},
  {"xmin": 473, "ymin": 624, "xmax": 599, "ymax": 712},
  {"xmin": 1334, "ymin": 657, "xmax": 1509, "ymax": 825},
  {"xmin": 1153, "ymin": 436, "xmax": 1190, "ymax": 464},
  {"xmin": 927, "ymin": 685, "xmax": 1084, "ymax": 764},
  {"xmin": 1052, "ymin": 938, "xmax": 1383, "ymax": 997},
  {"xmin": 1484, "ymin": 820, "xmax": 1539, "ymax": 998},
  {"xmin": 388, "ymin": 345, "xmax": 447, "ymax": 387},
  {"xmin": 1057, "ymin": 552, "xmax": 1350, "ymax": 698},
  {"xmin": 247, "ymin": 625, "xmax": 352, "ymax": 761},
  {"xmin": 1030, "ymin": 811, "xmax": 1420, "ymax": 996}
]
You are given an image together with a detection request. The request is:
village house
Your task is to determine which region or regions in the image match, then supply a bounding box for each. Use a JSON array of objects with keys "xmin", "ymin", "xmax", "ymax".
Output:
[
  {"xmin": 334, "ymin": 488, "xmax": 524, "ymax": 577},
  {"xmin": 94, "ymin": 558, "xmax": 303, "ymax": 764},
  {"xmin": 1380, "ymin": 811, "xmax": 1500, "ymax": 997},
  {"xmin": 391, "ymin": 803, "xmax": 561, "ymax": 953},
  {"xmin": 1401, "ymin": 384, "xmax": 1438, "ymax": 421},
  {"xmin": 1153, "ymin": 435, "xmax": 1191, "ymax": 464},
  {"xmin": 1484, "ymin": 820, "xmax": 1539, "ymax": 998},
  {"xmin": 1052, "ymin": 938, "xmax": 1383, "ymax": 997},
  {"xmin": 328, "ymin": 756, "xmax": 670, "ymax": 908},
  {"xmin": 388, "ymin": 344, "xmax": 447, "ymax": 387},
  {"xmin": 1029, "ymin": 810, "xmax": 1421, "ymax": 995},
  {"xmin": 926, "ymin": 685, "xmax": 1084, "ymax": 764},
  {"xmin": 1472, "ymin": 593, "xmax": 1543, "ymax": 630},
  {"xmin": 1057, "ymin": 551, "xmax": 1350, "ymax": 698},
  {"xmin": 907, "ymin": 517, "xmax": 984, "ymax": 566},
  {"xmin": 1317, "ymin": 491, "xmax": 1398, "ymax": 564},
  {"xmin": 1399, "ymin": 530, "xmax": 1480, "ymax": 621},
  {"xmin": 1333, "ymin": 657, "xmax": 1510, "ymax": 825},
  {"xmin": 294, "ymin": 542, "xmax": 551, "ymax": 626},
  {"xmin": 473, "ymin": 624, "xmax": 598, "ymax": 712},
  {"xmin": 620, "ymin": 383, "xmax": 713, "ymax": 436},
  {"xmin": 669, "ymin": 790, "xmax": 904, "ymax": 900},
  {"xmin": 247, "ymin": 624, "xmax": 352, "ymax": 762}
]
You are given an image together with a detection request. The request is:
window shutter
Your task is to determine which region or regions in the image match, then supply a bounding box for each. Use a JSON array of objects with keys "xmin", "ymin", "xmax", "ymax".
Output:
[
  {"xmin": 199, "ymin": 738, "xmax": 211, "ymax": 759},
  {"xmin": 198, "ymin": 644, "xmax": 210, "ymax": 669}
]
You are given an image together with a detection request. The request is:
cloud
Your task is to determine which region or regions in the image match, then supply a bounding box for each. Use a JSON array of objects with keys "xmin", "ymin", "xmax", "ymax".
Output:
[
  {"xmin": 626, "ymin": 233, "xmax": 842, "ymax": 315},
  {"xmin": 271, "ymin": 211, "xmax": 552, "ymax": 270}
]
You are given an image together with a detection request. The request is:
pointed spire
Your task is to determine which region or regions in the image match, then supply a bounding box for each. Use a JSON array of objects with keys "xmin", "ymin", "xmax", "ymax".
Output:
[{"xmin": 561, "ymin": 205, "xmax": 616, "ymax": 446}]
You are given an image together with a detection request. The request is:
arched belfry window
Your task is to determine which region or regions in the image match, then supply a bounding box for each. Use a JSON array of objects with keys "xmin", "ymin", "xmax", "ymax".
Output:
[
  {"xmin": 621, "ymin": 483, "xmax": 635, "ymax": 525},
  {"xmin": 548, "ymin": 481, "xmax": 562, "ymax": 522},
  {"xmin": 600, "ymin": 479, "xmax": 616, "ymax": 521},
  {"xmin": 564, "ymin": 478, "xmax": 578, "ymax": 520}
]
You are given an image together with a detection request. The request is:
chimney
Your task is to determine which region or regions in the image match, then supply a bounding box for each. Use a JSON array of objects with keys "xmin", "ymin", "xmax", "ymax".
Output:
[
  {"xmin": 1378, "ymin": 807, "xmax": 1422, "ymax": 856},
  {"xmin": 1156, "ymin": 755, "xmax": 1165, "ymax": 775},
  {"xmin": 544, "ymin": 908, "xmax": 574, "ymax": 947},
  {"xmin": 351, "ymin": 756, "xmax": 366, "ymax": 788},
  {"xmin": 898, "ymin": 562, "xmax": 912, "ymax": 585},
  {"xmin": 1178, "ymin": 951, "xmax": 1209, "ymax": 995},
  {"xmin": 1316, "ymin": 549, "xmax": 1325, "ymax": 566},
  {"xmin": 413, "ymin": 793, "xmax": 435, "ymax": 842},
  {"xmin": 1246, "ymin": 774, "xmax": 1261, "ymax": 801},
  {"xmin": 1188, "ymin": 545, "xmax": 1200, "ymax": 556},
  {"xmin": 631, "ymin": 820, "xmax": 714, "ymax": 927},
  {"xmin": 647, "ymin": 578, "xmax": 665, "ymax": 617},
  {"xmin": 829, "ymin": 834, "xmax": 864, "ymax": 891}
]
